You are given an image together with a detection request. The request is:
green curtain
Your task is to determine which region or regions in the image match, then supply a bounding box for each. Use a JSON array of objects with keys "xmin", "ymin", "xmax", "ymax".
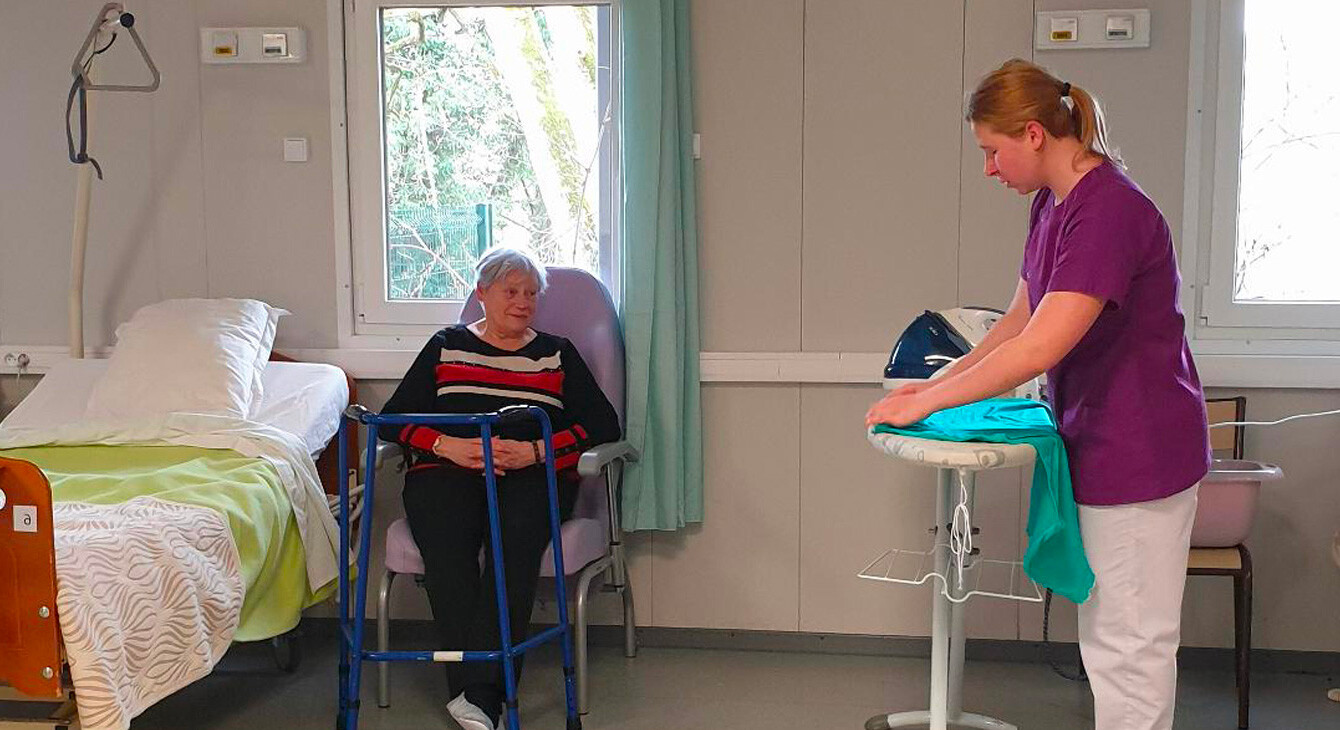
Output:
[{"xmin": 619, "ymin": 0, "xmax": 703, "ymax": 530}]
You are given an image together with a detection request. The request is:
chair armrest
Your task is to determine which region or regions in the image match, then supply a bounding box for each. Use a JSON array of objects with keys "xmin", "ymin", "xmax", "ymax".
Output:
[
  {"xmin": 577, "ymin": 440, "xmax": 639, "ymax": 477},
  {"xmin": 361, "ymin": 440, "xmax": 405, "ymax": 472}
]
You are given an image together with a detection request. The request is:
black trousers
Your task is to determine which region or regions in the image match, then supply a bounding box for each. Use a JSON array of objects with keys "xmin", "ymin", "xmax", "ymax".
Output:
[{"xmin": 402, "ymin": 465, "xmax": 577, "ymax": 716}]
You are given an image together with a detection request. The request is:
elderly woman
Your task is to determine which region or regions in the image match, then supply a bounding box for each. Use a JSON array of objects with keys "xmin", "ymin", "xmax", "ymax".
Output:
[{"xmin": 379, "ymin": 247, "xmax": 619, "ymax": 730}]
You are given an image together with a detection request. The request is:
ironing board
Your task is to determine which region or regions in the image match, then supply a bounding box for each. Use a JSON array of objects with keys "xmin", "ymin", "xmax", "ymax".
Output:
[{"xmin": 861, "ymin": 430, "xmax": 1041, "ymax": 730}]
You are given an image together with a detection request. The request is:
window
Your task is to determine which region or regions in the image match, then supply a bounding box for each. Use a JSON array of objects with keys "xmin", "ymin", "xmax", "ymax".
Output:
[
  {"xmin": 346, "ymin": 0, "xmax": 620, "ymax": 329},
  {"xmin": 1190, "ymin": 0, "xmax": 1340, "ymax": 332}
]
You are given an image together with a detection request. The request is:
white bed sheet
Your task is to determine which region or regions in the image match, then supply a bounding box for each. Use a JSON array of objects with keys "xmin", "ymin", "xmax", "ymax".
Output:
[
  {"xmin": 1, "ymin": 358, "xmax": 348, "ymax": 457},
  {"xmin": 0, "ymin": 360, "xmax": 346, "ymax": 730}
]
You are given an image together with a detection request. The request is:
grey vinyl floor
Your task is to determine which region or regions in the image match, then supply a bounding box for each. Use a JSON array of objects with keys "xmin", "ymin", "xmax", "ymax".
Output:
[{"xmin": 122, "ymin": 628, "xmax": 1339, "ymax": 730}]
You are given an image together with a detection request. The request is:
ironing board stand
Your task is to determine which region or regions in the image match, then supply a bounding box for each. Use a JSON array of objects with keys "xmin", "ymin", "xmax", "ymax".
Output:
[
  {"xmin": 861, "ymin": 430, "xmax": 1044, "ymax": 730},
  {"xmin": 865, "ymin": 468, "xmax": 1014, "ymax": 730}
]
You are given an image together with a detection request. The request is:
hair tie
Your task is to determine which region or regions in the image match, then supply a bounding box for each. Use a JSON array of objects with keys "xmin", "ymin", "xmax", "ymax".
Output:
[{"xmin": 1060, "ymin": 82, "xmax": 1075, "ymax": 112}]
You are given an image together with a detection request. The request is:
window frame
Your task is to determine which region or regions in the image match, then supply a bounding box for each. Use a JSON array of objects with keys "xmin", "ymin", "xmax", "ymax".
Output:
[
  {"xmin": 344, "ymin": 0, "xmax": 622, "ymax": 333},
  {"xmin": 1185, "ymin": 0, "xmax": 1340, "ymax": 335}
]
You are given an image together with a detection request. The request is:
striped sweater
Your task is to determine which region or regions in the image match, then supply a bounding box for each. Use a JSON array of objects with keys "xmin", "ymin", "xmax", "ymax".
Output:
[{"xmin": 378, "ymin": 325, "xmax": 620, "ymax": 473}]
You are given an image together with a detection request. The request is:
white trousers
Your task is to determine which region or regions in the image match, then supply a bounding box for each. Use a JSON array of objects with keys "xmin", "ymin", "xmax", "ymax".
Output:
[{"xmin": 1076, "ymin": 485, "xmax": 1199, "ymax": 730}]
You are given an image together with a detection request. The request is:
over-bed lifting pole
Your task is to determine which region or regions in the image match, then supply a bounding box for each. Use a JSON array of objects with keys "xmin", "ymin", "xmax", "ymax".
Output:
[{"xmin": 66, "ymin": 3, "xmax": 160, "ymax": 358}]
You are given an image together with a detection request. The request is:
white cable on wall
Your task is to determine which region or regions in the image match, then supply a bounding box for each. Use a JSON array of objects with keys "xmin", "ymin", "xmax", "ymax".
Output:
[{"xmin": 1209, "ymin": 407, "xmax": 1340, "ymax": 429}]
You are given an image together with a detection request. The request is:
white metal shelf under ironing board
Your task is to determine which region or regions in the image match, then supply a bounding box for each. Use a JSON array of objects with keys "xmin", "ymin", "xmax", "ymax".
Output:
[{"xmin": 861, "ymin": 429, "xmax": 1042, "ymax": 730}]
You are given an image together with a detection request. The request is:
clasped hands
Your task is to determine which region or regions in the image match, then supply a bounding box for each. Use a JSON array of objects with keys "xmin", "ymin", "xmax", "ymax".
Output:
[{"xmin": 431, "ymin": 434, "xmax": 545, "ymax": 475}]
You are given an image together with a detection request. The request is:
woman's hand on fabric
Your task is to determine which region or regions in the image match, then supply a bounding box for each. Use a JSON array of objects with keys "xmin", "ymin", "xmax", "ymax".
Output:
[{"xmin": 865, "ymin": 392, "xmax": 935, "ymax": 429}]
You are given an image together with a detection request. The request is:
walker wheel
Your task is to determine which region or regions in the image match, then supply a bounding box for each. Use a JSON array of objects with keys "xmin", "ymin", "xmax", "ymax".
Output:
[{"xmin": 565, "ymin": 717, "xmax": 583, "ymax": 730}]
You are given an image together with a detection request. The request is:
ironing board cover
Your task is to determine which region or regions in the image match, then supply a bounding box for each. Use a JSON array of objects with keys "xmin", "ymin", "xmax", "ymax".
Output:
[{"xmin": 867, "ymin": 430, "xmax": 1036, "ymax": 469}]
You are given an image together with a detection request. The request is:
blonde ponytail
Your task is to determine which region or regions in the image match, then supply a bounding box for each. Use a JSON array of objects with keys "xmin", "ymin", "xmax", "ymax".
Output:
[{"xmin": 966, "ymin": 58, "xmax": 1123, "ymax": 168}]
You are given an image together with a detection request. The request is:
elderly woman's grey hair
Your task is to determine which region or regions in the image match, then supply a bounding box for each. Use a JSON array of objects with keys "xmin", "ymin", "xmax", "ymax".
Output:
[{"xmin": 474, "ymin": 246, "xmax": 548, "ymax": 292}]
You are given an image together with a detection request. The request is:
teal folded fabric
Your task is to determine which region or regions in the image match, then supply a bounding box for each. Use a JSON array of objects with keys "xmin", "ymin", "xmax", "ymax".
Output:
[{"xmin": 873, "ymin": 398, "xmax": 1093, "ymax": 603}]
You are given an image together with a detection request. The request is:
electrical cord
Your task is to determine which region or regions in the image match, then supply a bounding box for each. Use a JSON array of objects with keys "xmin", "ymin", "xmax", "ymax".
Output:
[
  {"xmin": 948, "ymin": 477, "xmax": 973, "ymax": 590},
  {"xmin": 1209, "ymin": 407, "xmax": 1340, "ymax": 429},
  {"xmin": 66, "ymin": 32, "xmax": 118, "ymax": 178},
  {"xmin": 1042, "ymin": 589, "xmax": 1088, "ymax": 682},
  {"xmin": 1042, "ymin": 404, "xmax": 1340, "ymax": 682}
]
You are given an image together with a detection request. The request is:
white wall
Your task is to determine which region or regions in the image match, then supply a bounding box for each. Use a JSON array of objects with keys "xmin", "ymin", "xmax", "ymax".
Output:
[
  {"xmin": 0, "ymin": 0, "xmax": 338, "ymax": 350},
  {"xmin": 3, "ymin": 0, "xmax": 1338, "ymax": 653}
]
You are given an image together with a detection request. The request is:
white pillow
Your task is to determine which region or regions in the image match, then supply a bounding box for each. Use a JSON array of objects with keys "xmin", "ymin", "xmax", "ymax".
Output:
[
  {"xmin": 250, "ymin": 362, "xmax": 350, "ymax": 455},
  {"xmin": 248, "ymin": 305, "xmax": 282, "ymax": 415},
  {"xmin": 84, "ymin": 298, "xmax": 287, "ymax": 421},
  {"xmin": 5, "ymin": 358, "xmax": 348, "ymax": 456}
]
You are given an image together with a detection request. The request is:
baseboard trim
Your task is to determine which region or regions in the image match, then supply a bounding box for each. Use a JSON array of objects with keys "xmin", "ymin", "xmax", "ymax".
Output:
[{"xmin": 300, "ymin": 619, "xmax": 1340, "ymax": 676}]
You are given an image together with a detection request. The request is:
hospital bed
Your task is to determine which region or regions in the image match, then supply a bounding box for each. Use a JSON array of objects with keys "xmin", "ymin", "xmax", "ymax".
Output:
[{"xmin": 0, "ymin": 354, "xmax": 353, "ymax": 730}]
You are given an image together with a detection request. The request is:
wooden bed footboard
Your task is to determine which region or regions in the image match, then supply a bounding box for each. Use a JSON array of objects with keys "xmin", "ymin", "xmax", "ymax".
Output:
[{"xmin": 0, "ymin": 457, "xmax": 62, "ymax": 700}]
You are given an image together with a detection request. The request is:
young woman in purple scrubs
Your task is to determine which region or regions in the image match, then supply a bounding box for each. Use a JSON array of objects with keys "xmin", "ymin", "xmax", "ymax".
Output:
[{"xmin": 867, "ymin": 59, "xmax": 1210, "ymax": 730}]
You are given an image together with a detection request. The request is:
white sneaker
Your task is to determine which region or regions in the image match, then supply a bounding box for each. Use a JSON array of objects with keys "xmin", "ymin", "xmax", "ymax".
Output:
[{"xmin": 446, "ymin": 694, "xmax": 495, "ymax": 730}]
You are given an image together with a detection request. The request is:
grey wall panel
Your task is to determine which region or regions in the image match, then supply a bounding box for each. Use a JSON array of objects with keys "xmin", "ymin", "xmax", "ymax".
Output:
[
  {"xmin": 801, "ymin": 0, "xmax": 966, "ymax": 353},
  {"xmin": 694, "ymin": 0, "xmax": 805, "ymax": 352}
]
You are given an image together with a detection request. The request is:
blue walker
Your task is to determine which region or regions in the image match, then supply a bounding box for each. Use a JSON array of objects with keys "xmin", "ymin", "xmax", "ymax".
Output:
[{"xmin": 336, "ymin": 404, "xmax": 583, "ymax": 730}]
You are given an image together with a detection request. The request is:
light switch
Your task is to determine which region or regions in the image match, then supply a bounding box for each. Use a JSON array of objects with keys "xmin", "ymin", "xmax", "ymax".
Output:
[
  {"xmin": 283, "ymin": 137, "xmax": 308, "ymax": 163},
  {"xmin": 1049, "ymin": 17, "xmax": 1078, "ymax": 42},
  {"xmin": 262, "ymin": 33, "xmax": 289, "ymax": 58},
  {"xmin": 14, "ymin": 505, "xmax": 37, "ymax": 533}
]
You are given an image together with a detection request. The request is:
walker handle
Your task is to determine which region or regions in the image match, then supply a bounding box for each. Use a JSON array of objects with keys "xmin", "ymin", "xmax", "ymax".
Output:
[
  {"xmin": 343, "ymin": 404, "xmax": 374, "ymax": 423},
  {"xmin": 496, "ymin": 405, "xmax": 539, "ymax": 425}
]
